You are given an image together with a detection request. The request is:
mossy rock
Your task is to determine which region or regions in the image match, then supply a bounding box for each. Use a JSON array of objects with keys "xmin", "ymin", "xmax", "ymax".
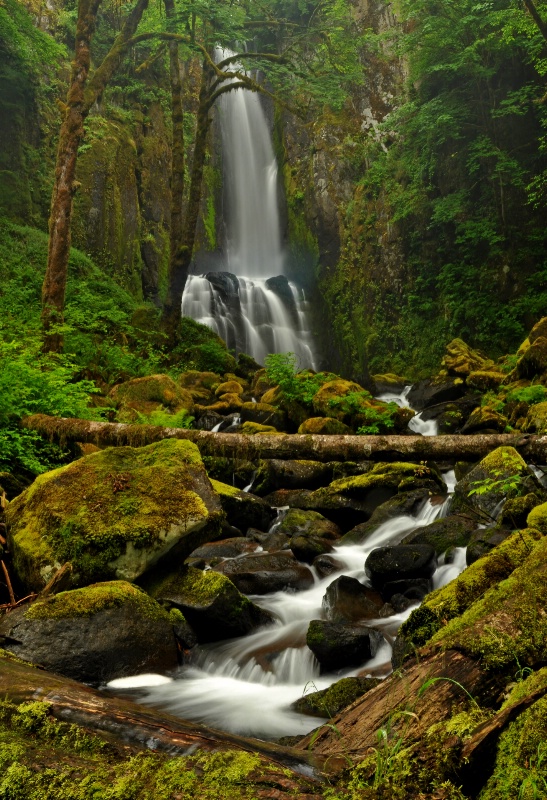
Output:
[
  {"xmin": 109, "ymin": 375, "xmax": 194, "ymax": 415},
  {"xmin": 526, "ymin": 501, "xmax": 547, "ymax": 534},
  {"xmin": 150, "ymin": 566, "xmax": 273, "ymax": 642},
  {"xmin": 441, "ymin": 338, "xmax": 494, "ymax": 377},
  {"xmin": 292, "ymin": 676, "xmax": 380, "ymax": 718},
  {"xmin": 240, "ymin": 401, "xmax": 287, "ymax": 430},
  {"xmin": 7, "ymin": 439, "xmax": 223, "ymax": 591},
  {"xmin": 260, "ymin": 386, "xmax": 283, "ymax": 405},
  {"xmin": 466, "ymin": 370, "xmax": 505, "ymax": 392},
  {"xmin": 373, "ymin": 373, "xmax": 410, "ymax": 393},
  {"xmin": 210, "ymin": 479, "xmax": 275, "ymax": 532},
  {"xmin": 522, "ymin": 400, "xmax": 547, "ymax": 434},
  {"xmin": 399, "ymin": 527, "xmax": 543, "ymax": 660},
  {"xmin": 451, "ymin": 446, "xmax": 535, "ymax": 518},
  {"xmin": 516, "ymin": 336, "xmax": 547, "ymax": 379},
  {"xmin": 252, "ymin": 459, "xmax": 333, "ymax": 495},
  {"xmin": 216, "ymin": 392, "xmax": 243, "ymax": 411},
  {"xmin": 179, "ymin": 370, "xmax": 221, "ymax": 392},
  {"xmin": 239, "ymin": 421, "xmax": 281, "ymax": 435},
  {"xmin": 298, "ymin": 417, "xmax": 353, "ymax": 435},
  {"xmin": 402, "ymin": 514, "xmax": 478, "ymax": 554},
  {"xmin": 311, "ymin": 379, "xmax": 368, "ymax": 420},
  {"xmin": 0, "ymin": 581, "xmax": 178, "ymax": 683},
  {"xmin": 275, "ymin": 508, "xmax": 341, "ymax": 539},
  {"xmin": 459, "ymin": 405, "xmax": 508, "ymax": 434},
  {"xmin": 215, "ymin": 380, "xmax": 244, "ymax": 397}
]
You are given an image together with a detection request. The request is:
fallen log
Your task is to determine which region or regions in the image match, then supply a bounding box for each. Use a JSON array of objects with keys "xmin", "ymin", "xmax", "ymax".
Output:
[
  {"xmin": 20, "ymin": 415, "xmax": 547, "ymax": 463},
  {"xmin": 0, "ymin": 653, "xmax": 334, "ymax": 781}
]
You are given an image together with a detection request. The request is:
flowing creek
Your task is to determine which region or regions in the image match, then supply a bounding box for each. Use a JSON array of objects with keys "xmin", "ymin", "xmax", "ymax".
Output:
[{"xmin": 108, "ymin": 469, "xmax": 467, "ymax": 740}]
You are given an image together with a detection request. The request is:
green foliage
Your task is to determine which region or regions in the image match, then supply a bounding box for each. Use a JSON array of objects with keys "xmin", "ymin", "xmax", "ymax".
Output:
[
  {"xmin": 135, "ymin": 408, "xmax": 194, "ymax": 428},
  {"xmin": 264, "ymin": 352, "xmax": 326, "ymax": 406},
  {"xmin": 328, "ymin": 390, "xmax": 373, "ymax": 415},
  {"xmin": 356, "ymin": 405, "xmax": 398, "ymax": 435},
  {"xmin": 468, "ymin": 452, "xmax": 528, "ymax": 499},
  {"xmin": 506, "ymin": 385, "xmax": 547, "ymax": 406}
]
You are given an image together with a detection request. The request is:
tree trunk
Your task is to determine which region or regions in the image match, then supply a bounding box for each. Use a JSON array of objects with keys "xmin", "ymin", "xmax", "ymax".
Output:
[
  {"xmin": 20, "ymin": 414, "xmax": 547, "ymax": 462},
  {"xmin": 41, "ymin": 0, "xmax": 102, "ymax": 353},
  {"xmin": 0, "ymin": 654, "xmax": 331, "ymax": 789},
  {"xmin": 41, "ymin": 0, "xmax": 150, "ymax": 354},
  {"xmin": 163, "ymin": 58, "xmax": 214, "ymax": 340},
  {"xmin": 522, "ymin": 0, "xmax": 547, "ymax": 42},
  {"xmin": 163, "ymin": 0, "xmax": 185, "ymax": 322}
]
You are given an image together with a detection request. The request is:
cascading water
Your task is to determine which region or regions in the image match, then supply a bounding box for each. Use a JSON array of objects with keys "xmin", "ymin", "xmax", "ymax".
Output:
[
  {"xmin": 180, "ymin": 48, "xmax": 316, "ymax": 368},
  {"xmin": 378, "ymin": 386, "xmax": 439, "ymax": 436},
  {"xmin": 108, "ymin": 471, "xmax": 467, "ymax": 739}
]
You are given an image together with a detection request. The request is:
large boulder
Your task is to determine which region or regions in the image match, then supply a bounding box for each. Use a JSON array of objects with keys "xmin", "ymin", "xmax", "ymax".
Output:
[
  {"xmin": 7, "ymin": 439, "xmax": 223, "ymax": 591},
  {"xmin": 322, "ymin": 576, "xmax": 383, "ymax": 623},
  {"xmin": 0, "ymin": 581, "xmax": 178, "ymax": 683},
  {"xmin": 151, "ymin": 566, "xmax": 273, "ymax": 642},
  {"xmin": 407, "ymin": 377, "xmax": 466, "ymax": 411},
  {"xmin": 209, "ymin": 479, "xmax": 275, "ymax": 532},
  {"xmin": 459, "ymin": 405, "xmax": 508, "ymax": 434},
  {"xmin": 109, "ymin": 374, "xmax": 194, "ymax": 420},
  {"xmin": 441, "ymin": 338, "xmax": 494, "ymax": 377},
  {"xmin": 516, "ymin": 336, "xmax": 547, "ymax": 379},
  {"xmin": 213, "ymin": 551, "xmax": 314, "ymax": 594},
  {"xmin": 297, "ymin": 418, "xmax": 353, "ymax": 435},
  {"xmin": 522, "ymin": 401, "xmax": 547, "ymax": 434},
  {"xmin": 311, "ymin": 379, "xmax": 367, "ymax": 420},
  {"xmin": 306, "ymin": 620, "xmax": 384, "ymax": 671},
  {"xmin": 365, "ymin": 544, "xmax": 437, "ymax": 590},
  {"xmin": 252, "ymin": 459, "xmax": 334, "ymax": 495},
  {"xmin": 451, "ymin": 446, "xmax": 539, "ymax": 519},
  {"xmin": 178, "ymin": 370, "xmax": 222, "ymax": 404}
]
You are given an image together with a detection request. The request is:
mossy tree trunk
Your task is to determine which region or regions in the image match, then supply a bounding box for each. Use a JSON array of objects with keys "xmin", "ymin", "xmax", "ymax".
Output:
[{"xmin": 41, "ymin": 0, "xmax": 150, "ymax": 354}]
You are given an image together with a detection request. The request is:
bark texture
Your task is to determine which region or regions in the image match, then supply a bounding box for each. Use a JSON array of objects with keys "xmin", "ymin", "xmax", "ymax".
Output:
[{"xmin": 20, "ymin": 414, "xmax": 547, "ymax": 462}]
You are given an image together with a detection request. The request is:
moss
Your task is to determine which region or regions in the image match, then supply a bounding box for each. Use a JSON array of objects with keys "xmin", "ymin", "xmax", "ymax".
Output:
[
  {"xmin": 110, "ymin": 375, "xmax": 194, "ymax": 414},
  {"xmin": 430, "ymin": 534, "xmax": 547, "ymax": 671},
  {"xmin": 161, "ymin": 566, "xmax": 239, "ymax": 606},
  {"xmin": 24, "ymin": 581, "xmax": 169, "ymax": 623},
  {"xmin": 0, "ymin": 699, "xmax": 297, "ymax": 800},
  {"xmin": 239, "ymin": 422, "xmax": 280, "ymax": 435},
  {"xmin": 210, "ymin": 478, "xmax": 240, "ymax": 498},
  {"xmin": 526, "ymin": 501, "xmax": 547, "ymax": 534},
  {"xmin": 295, "ymin": 676, "xmax": 379, "ymax": 718},
  {"xmin": 400, "ymin": 528, "xmax": 542, "ymax": 651},
  {"xmin": 298, "ymin": 417, "xmax": 353, "ymax": 434},
  {"xmin": 7, "ymin": 439, "xmax": 218, "ymax": 589},
  {"xmin": 327, "ymin": 461, "xmax": 444, "ymax": 495}
]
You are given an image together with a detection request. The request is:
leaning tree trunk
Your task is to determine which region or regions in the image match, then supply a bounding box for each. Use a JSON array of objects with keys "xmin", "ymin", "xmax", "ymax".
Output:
[
  {"xmin": 163, "ymin": 58, "xmax": 214, "ymax": 341},
  {"xmin": 20, "ymin": 414, "xmax": 547, "ymax": 462},
  {"xmin": 41, "ymin": 0, "xmax": 150, "ymax": 354},
  {"xmin": 41, "ymin": 0, "xmax": 102, "ymax": 354}
]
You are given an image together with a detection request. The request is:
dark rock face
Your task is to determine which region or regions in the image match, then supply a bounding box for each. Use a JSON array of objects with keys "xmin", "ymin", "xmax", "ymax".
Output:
[
  {"xmin": 213, "ymin": 551, "xmax": 314, "ymax": 594},
  {"xmin": 290, "ymin": 533, "xmax": 333, "ymax": 563},
  {"xmin": 187, "ymin": 538, "xmax": 260, "ymax": 565},
  {"xmin": 340, "ymin": 489, "xmax": 431, "ymax": 545},
  {"xmin": 253, "ymin": 459, "xmax": 334, "ymax": 495},
  {"xmin": 466, "ymin": 527, "xmax": 512, "ymax": 565},
  {"xmin": 322, "ymin": 576, "xmax": 383, "ymax": 623},
  {"xmin": 313, "ymin": 554, "xmax": 345, "ymax": 578},
  {"xmin": 213, "ymin": 483, "xmax": 276, "ymax": 533},
  {"xmin": 264, "ymin": 275, "xmax": 299, "ymax": 324},
  {"xmin": 365, "ymin": 545, "xmax": 437, "ymax": 590},
  {"xmin": 381, "ymin": 578, "xmax": 432, "ymax": 605},
  {"xmin": 240, "ymin": 401, "xmax": 286, "ymax": 430},
  {"xmin": 407, "ymin": 378, "xmax": 466, "ymax": 411},
  {"xmin": 195, "ymin": 410, "xmax": 225, "ymax": 431},
  {"xmin": 0, "ymin": 586, "xmax": 178, "ymax": 684},
  {"xmin": 246, "ymin": 528, "xmax": 291, "ymax": 551},
  {"xmin": 402, "ymin": 515, "xmax": 478, "ymax": 554},
  {"xmin": 306, "ymin": 619, "xmax": 384, "ymax": 671}
]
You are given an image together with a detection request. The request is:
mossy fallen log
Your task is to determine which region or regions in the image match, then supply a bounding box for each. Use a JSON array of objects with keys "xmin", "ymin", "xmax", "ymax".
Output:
[
  {"xmin": 0, "ymin": 653, "xmax": 332, "ymax": 780},
  {"xmin": 21, "ymin": 414, "xmax": 547, "ymax": 462}
]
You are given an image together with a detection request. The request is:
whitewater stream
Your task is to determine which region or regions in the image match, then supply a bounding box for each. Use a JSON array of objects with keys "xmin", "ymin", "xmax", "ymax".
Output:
[{"xmin": 108, "ymin": 470, "xmax": 466, "ymax": 740}]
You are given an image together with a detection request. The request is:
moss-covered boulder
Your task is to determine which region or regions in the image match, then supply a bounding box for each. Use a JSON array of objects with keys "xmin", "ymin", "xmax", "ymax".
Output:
[
  {"xmin": 311, "ymin": 379, "xmax": 365, "ymax": 420},
  {"xmin": 240, "ymin": 401, "xmax": 287, "ymax": 430},
  {"xmin": 109, "ymin": 375, "xmax": 194, "ymax": 420},
  {"xmin": 252, "ymin": 459, "xmax": 333, "ymax": 495},
  {"xmin": 280, "ymin": 508, "xmax": 340, "ymax": 564},
  {"xmin": 7, "ymin": 440, "xmax": 223, "ymax": 591},
  {"xmin": 516, "ymin": 336, "xmax": 547, "ymax": 379},
  {"xmin": 441, "ymin": 338, "xmax": 494, "ymax": 376},
  {"xmin": 466, "ymin": 370, "xmax": 505, "ymax": 392},
  {"xmin": 0, "ymin": 581, "xmax": 178, "ymax": 683},
  {"xmin": 522, "ymin": 400, "xmax": 547, "ymax": 434},
  {"xmin": 210, "ymin": 479, "xmax": 275, "ymax": 533},
  {"xmin": 239, "ymin": 421, "xmax": 281, "ymax": 435},
  {"xmin": 527, "ymin": 501, "xmax": 547, "ymax": 534},
  {"xmin": 292, "ymin": 676, "xmax": 380, "ymax": 718},
  {"xmin": 451, "ymin": 446, "xmax": 536, "ymax": 519},
  {"xmin": 149, "ymin": 567, "xmax": 273, "ymax": 643},
  {"xmin": 178, "ymin": 370, "xmax": 222, "ymax": 404},
  {"xmin": 402, "ymin": 514, "xmax": 478, "ymax": 554},
  {"xmin": 297, "ymin": 417, "xmax": 353, "ymax": 435},
  {"xmin": 373, "ymin": 373, "xmax": 410, "ymax": 393},
  {"xmin": 459, "ymin": 405, "xmax": 508, "ymax": 434},
  {"xmin": 215, "ymin": 380, "xmax": 244, "ymax": 397}
]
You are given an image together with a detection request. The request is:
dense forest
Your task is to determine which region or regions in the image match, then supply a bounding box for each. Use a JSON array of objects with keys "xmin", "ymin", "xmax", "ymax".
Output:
[{"xmin": 2, "ymin": 0, "xmax": 547, "ymax": 798}]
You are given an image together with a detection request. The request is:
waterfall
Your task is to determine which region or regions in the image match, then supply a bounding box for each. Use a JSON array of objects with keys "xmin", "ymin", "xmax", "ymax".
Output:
[{"xmin": 180, "ymin": 48, "xmax": 316, "ymax": 369}]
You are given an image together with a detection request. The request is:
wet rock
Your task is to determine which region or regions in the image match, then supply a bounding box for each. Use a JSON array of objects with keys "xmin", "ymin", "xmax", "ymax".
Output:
[
  {"xmin": 365, "ymin": 545, "xmax": 437, "ymax": 590},
  {"xmin": 459, "ymin": 405, "xmax": 508, "ymax": 434},
  {"xmin": 372, "ymin": 374, "xmax": 410, "ymax": 394},
  {"xmin": 292, "ymin": 676, "xmax": 380, "ymax": 718},
  {"xmin": 152, "ymin": 566, "xmax": 273, "ymax": 642},
  {"xmin": 205, "ymin": 271, "xmax": 240, "ymax": 300},
  {"xmin": 322, "ymin": 576, "xmax": 383, "ymax": 623},
  {"xmin": 380, "ymin": 578, "xmax": 432, "ymax": 604},
  {"xmin": 195, "ymin": 410, "xmax": 225, "ymax": 430},
  {"xmin": 407, "ymin": 378, "xmax": 466, "ymax": 411},
  {"xmin": 210, "ymin": 479, "xmax": 276, "ymax": 532},
  {"xmin": 306, "ymin": 620, "xmax": 384, "ymax": 671},
  {"xmin": 499, "ymin": 493, "xmax": 544, "ymax": 529},
  {"xmin": 312, "ymin": 554, "xmax": 345, "ymax": 578},
  {"xmin": 297, "ymin": 417, "xmax": 353, "ymax": 435},
  {"xmin": 240, "ymin": 401, "xmax": 287, "ymax": 430},
  {"xmin": 402, "ymin": 514, "xmax": 478, "ymax": 554},
  {"xmin": 213, "ymin": 551, "xmax": 314, "ymax": 594},
  {"xmin": 252, "ymin": 459, "xmax": 334, "ymax": 495},
  {"xmin": 418, "ymin": 395, "xmax": 480, "ymax": 434},
  {"xmin": 340, "ymin": 489, "xmax": 431, "ymax": 545},
  {"xmin": 276, "ymin": 508, "xmax": 341, "ymax": 539},
  {"xmin": 0, "ymin": 581, "xmax": 178, "ymax": 683},
  {"xmin": 264, "ymin": 275, "xmax": 299, "ymax": 323},
  {"xmin": 6, "ymin": 439, "xmax": 223, "ymax": 591},
  {"xmin": 170, "ymin": 608, "xmax": 198, "ymax": 650},
  {"xmin": 466, "ymin": 527, "xmax": 513, "ymax": 565},
  {"xmin": 246, "ymin": 528, "xmax": 291, "ymax": 551},
  {"xmin": 186, "ymin": 538, "xmax": 261, "ymax": 564},
  {"xmin": 290, "ymin": 534, "xmax": 334, "ymax": 563}
]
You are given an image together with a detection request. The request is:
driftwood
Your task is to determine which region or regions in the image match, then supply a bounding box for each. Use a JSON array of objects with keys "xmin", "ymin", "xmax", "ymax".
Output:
[
  {"xmin": 20, "ymin": 414, "xmax": 547, "ymax": 463},
  {"xmin": 0, "ymin": 654, "xmax": 337, "ymax": 784}
]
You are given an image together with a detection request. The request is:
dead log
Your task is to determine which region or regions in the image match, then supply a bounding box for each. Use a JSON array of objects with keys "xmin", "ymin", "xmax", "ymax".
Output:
[
  {"xmin": 0, "ymin": 654, "xmax": 336, "ymax": 780},
  {"xmin": 20, "ymin": 415, "xmax": 547, "ymax": 463}
]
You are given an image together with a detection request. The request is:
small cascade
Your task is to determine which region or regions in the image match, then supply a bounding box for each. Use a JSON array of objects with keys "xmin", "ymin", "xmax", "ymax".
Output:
[
  {"xmin": 377, "ymin": 385, "xmax": 438, "ymax": 436},
  {"xmin": 115, "ymin": 470, "xmax": 467, "ymax": 739},
  {"xmin": 180, "ymin": 47, "xmax": 316, "ymax": 368}
]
